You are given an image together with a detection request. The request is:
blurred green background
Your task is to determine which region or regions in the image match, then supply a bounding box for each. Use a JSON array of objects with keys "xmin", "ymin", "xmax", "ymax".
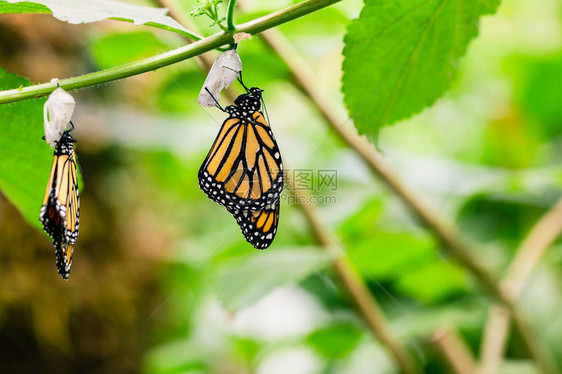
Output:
[{"xmin": 0, "ymin": 0, "xmax": 561, "ymax": 373}]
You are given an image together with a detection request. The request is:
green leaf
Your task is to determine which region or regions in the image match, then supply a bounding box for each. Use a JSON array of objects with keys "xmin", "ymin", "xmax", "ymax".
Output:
[
  {"xmin": 512, "ymin": 52, "xmax": 562, "ymax": 138},
  {"xmin": 0, "ymin": 69, "xmax": 51, "ymax": 229},
  {"xmin": 306, "ymin": 323, "xmax": 363, "ymax": 358},
  {"xmin": 300, "ymin": 274, "xmax": 349, "ymax": 312},
  {"xmin": 278, "ymin": 6, "xmax": 349, "ymax": 36},
  {"xmin": 344, "ymin": 228, "xmax": 469, "ymax": 303},
  {"xmin": 339, "ymin": 196, "xmax": 470, "ymax": 303},
  {"xmin": 156, "ymin": 70, "xmax": 205, "ymax": 114},
  {"xmin": 90, "ymin": 30, "xmax": 171, "ymax": 70},
  {"xmin": 342, "ymin": 0, "xmax": 501, "ymax": 140},
  {"xmin": 0, "ymin": 0, "xmax": 201, "ymax": 39},
  {"xmin": 237, "ymin": 42, "xmax": 290, "ymax": 84},
  {"xmin": 0, "ymin": 1, "xmax": 48, "ymax": 13},
  {"xmin": 396, "ymin": 261, "xmax": 468, "ymax": 303},
  {"xmin": 143, "ymin": 339, "xmax": 208, "ymax": 374},
  {"xmin": 339, "ymin": 198, "xmax": 384, "ymax": 245},
  {"xmin": 189, "ymin": 0, "xmax": 223, "ymax": 18},
  {"xmin": 352, "ymin": 231, "xmax": 436, "ymax": 279},
  {"xmin": 214, "ymin": 247, "xmax": 331, "ymax": 310},
  {"xmin": 233, "ymin": 337, "xmax": 262, "ymax": 364},
  {"xmin": 457, "ymin": 192, "xmax": 548, "ymax": 245},
  {"xmin": 393, "ymin": 301, "xmax": 485, "ymax": 338}
]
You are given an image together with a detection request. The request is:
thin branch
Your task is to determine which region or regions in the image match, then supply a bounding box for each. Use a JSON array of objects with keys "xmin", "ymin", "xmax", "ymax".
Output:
[
  {"xmin": 431, "ymin": 327, "xmax": 477, "ymax": 374},
  {"xmin": 479, "ymin": 198, "xmax": 562, "ymax": 374},
  {"xmin": 226, "ymin": 0, "xmax": 237, "ymax": 31},
  {"xmin": 246, "ymin": 18, "xmax": 559, "ymax": 374},
  {"xmin": 0, "ymin": 0, "xmax": 342, "ymax": 104},
  {"xmin": 286, "ymin": 173, "xmax": 421, "ymax": 374},
  {"xmin": 479, "ymin": 305, "xmax": 511, "ymax": 374},
  {"xmin": 502, "ymin": 198, "xmax": 562, "ymax": 298}
]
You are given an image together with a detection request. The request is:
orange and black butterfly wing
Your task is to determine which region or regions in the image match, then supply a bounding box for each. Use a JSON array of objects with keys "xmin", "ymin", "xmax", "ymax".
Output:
[
  {"xmin": 198, "ymin": 116, "xmax": 243, "ymax": 206},
  {"xmin": 39, "ymin": 132, "xmax": 79, "ymax": 279},
  {"xmin": 245, "ymin": 110, "xmax": 283, "ymax": 206},
  {"xmin": 39, "ymin": 154, "xmax": 61, "ymax": 239},
  {"xmin": 56, "ymin": 149, "xmax": 79, "ymax": 280},
  {"xmin": 228, "ymin": 200, "xmax": 280, "ymax": 249},
  {"xmin": 60, "ymin": 149, "xmax": 80, "ymax": 244},
  {"xmin": 198, "ymin": 110, "xmax": 283, "ymax": 212},
  {"xmin": 55, "ymin": 242, "xmax": 74, "ymax": 280}
]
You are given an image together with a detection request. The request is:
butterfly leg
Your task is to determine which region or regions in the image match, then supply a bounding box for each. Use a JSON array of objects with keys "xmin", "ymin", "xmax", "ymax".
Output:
[
  {"xmin": 204, "ymin": 87, "xmax": 227, "ymax": 112},
  {"xmin": 237, "ymin": 71, "xmax": 251, "ymax": 93}
]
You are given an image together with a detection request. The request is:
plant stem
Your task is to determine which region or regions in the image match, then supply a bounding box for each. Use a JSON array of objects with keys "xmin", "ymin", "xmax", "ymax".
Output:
[
  {"xmin": 249, "ymin": 21, "xmax": 558, "ymax": 374},
  {"xmin": 479, "ymin": 198, "xmax": 562, "ymax": 374},
  {"xmin": 0, "ymin": 0, "xmax": 342, "ymax": 104},
  {"xmin": 479, "ymin": 306, "xmax": 511, "ymax": 374},
  {"xmin": 431, "ymin": 327, "xmax": 477, "ymax": 374},
  {"xmin": 501, "ymin": 198, "xmax": 562, "ymax": 299},
  {"xmin": 226, "ymin": 0, "xmax": 237, "ymax": 31}
]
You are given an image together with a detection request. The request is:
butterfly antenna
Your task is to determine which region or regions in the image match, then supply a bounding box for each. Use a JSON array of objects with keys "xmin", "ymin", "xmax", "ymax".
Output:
[
  {"xmin": 68, "ymin": 122, "xmax": 85, "ymax": 178},
  {"xmin": 76, "ymin": 153, "xmax": 85, "ymax": 180},
  {"xmin": 205, "ymin": 87, "xmax": 226, "ymax": 112},
  {"xmin": 261, "ymin": 95, "xmax": 271, "ymax": 128}
]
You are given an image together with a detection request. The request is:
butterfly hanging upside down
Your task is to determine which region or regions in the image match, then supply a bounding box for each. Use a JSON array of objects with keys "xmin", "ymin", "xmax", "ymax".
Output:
[
  {"xmin": 198, "ymin": 84, "xmax": 283, "ymax": 249},
  {"xmin": 40, "ymin": 126, "xmax": 80, "ymax": 280}
]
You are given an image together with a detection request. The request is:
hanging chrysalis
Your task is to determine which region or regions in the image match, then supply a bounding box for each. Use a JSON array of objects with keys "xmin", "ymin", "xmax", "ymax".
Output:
[
  {"xmin": 40, "ymin": 82, "xmax": 80, "ymax": 280},
  {"xmin": 43, "ymin": 80, "xmax": 75, "ymax": 147},
  {"xmin": 198, "ymin": 33, "xmax": 283, "ymax": 249},
  {"xmin": 197, "ymin": 47, "xmax": 242, "ymax": 107}
]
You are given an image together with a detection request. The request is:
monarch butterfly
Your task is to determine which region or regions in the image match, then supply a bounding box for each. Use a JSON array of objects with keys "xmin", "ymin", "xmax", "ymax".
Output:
[
  {"xmin": 228, "ymin": 200, "xmax": 280, "ymax": 249},
  {"xmin": 198, "ymin": 84, "xmax": 283, "ymax": 249},
  {"xmin": 198, "ymin": 86, "xmax": 283, "ymax": 212},
  {"xmin": 39, "ymin": 127, "xmax": 80, "ymax": 280}
]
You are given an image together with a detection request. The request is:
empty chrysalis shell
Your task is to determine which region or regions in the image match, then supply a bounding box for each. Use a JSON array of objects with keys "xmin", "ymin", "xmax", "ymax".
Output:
[
  {"xmin": 43, "ymin": 86, "xmax": 75, "ymax": 147},
  {"xmin": 197, "ymin": 48, "xmax": 242, "ymax": 107}
]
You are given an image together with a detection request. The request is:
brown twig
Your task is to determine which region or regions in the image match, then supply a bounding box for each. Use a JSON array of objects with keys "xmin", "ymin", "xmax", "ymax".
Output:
[
  {"xmin": 247, "ymin": 17, "xmax": 558, "ymax": 374},
  {"xmin": 502, "ymin": 198, "xmax": 562, "ymax": 298},
  {"xmin": 479, "ymin": 198, "xmax": 562, "ymax": 374},
  {"xmin": 431, "ymin": 327, "xmax": 477, "ymax": 374},
  {"xmin": 479, "ymin": 305, "xmax": 511, "ymax": 374},
  {"xmin": 156, "ymin": 1, "xmax": 420, "ymax": 373}
]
